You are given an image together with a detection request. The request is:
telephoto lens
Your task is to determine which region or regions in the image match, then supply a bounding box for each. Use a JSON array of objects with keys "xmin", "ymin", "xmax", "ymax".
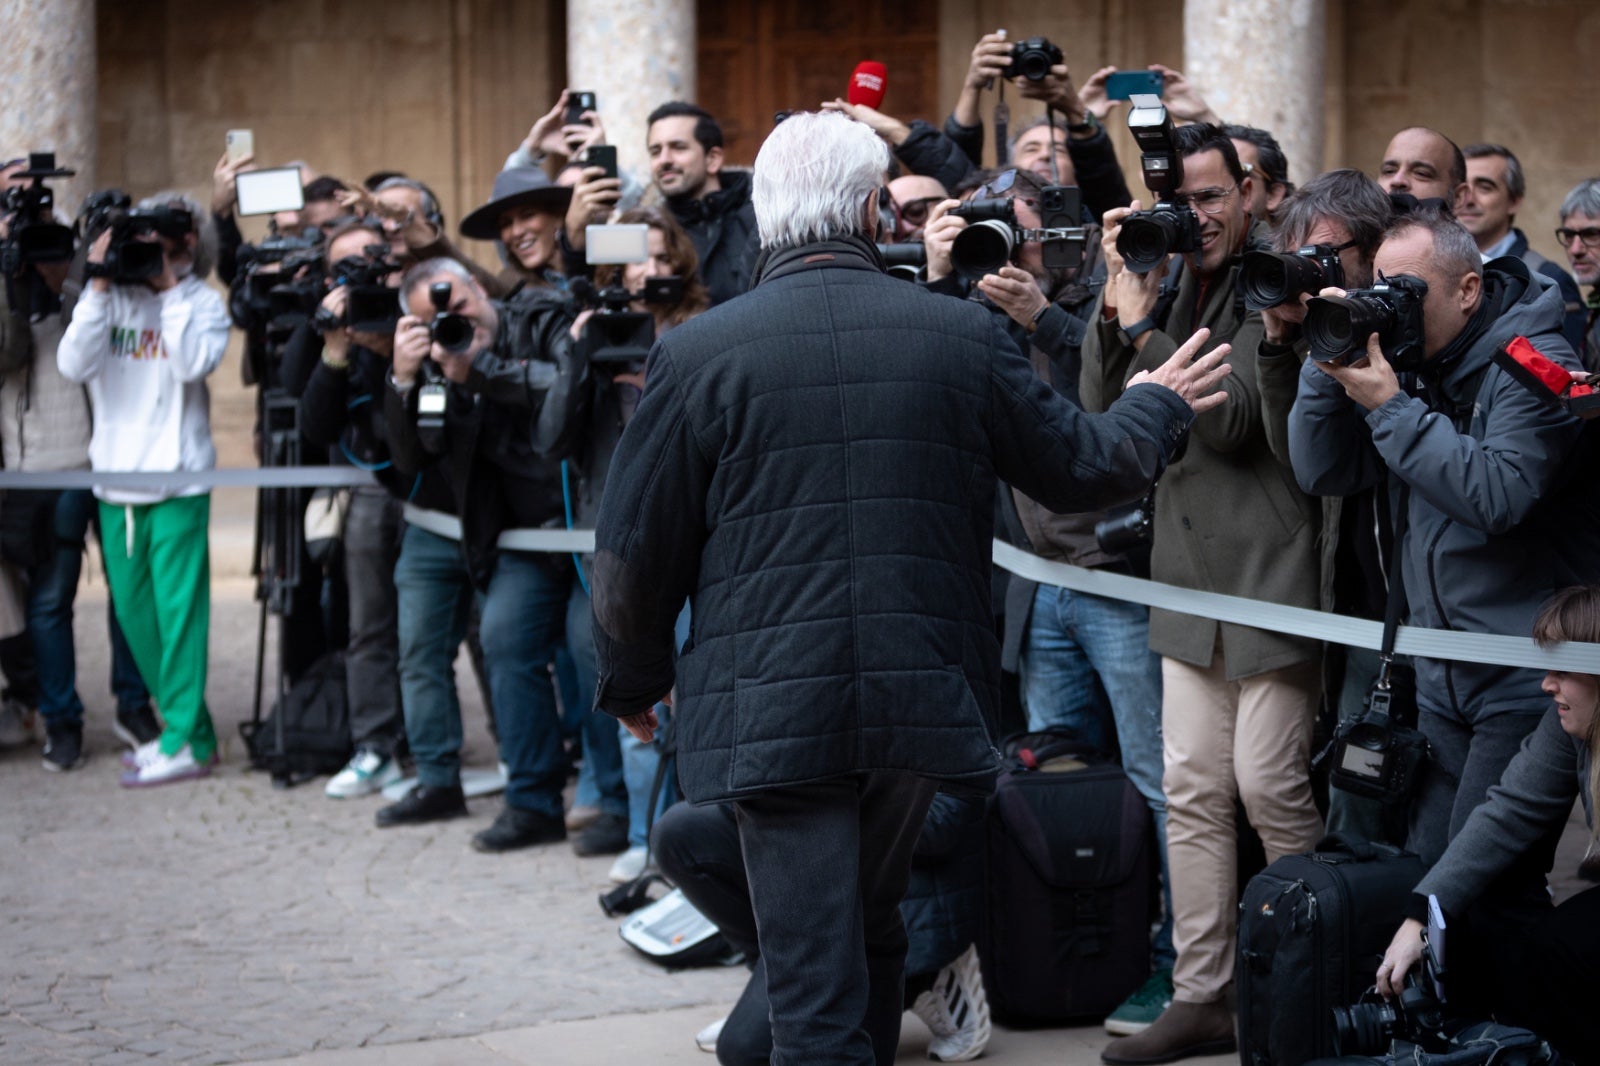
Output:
[
  {"xmin": 951, "ymin": 220, "xmax": 1016, "ymax": 279},
  {"xmin": 1240, "ymin": 250, "xmax": 1341, "ymax": 312},
  {"xmin": 1303, "ymin": 293, "xmax": 1395, "ymax": 366}
]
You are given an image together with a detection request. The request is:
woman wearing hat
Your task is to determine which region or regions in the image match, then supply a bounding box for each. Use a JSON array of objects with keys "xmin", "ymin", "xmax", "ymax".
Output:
[{"xmin": 459, "ymin": 167, "xmax": 575, "ymax": 295}]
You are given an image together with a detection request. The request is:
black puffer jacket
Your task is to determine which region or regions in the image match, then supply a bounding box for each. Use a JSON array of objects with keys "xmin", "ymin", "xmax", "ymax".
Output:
[
  {"xmin": 665, "ymin": 170, "xmax": 759, "ymax": 307},
  {"xmin": 591, "ymin": 236, "xmax": 1194, "ymax": 803},
  {"xmin": 385, "ymin": 291, "xmax": 583, "ymax": 587}
]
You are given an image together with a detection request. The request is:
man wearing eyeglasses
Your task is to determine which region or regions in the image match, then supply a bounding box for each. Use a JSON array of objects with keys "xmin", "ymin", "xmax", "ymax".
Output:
[
  {"xmin": 1557, "ymin": 177, "xmax": 1600, "ymax": 372},
  {"xmin": 1087, "ymin": 123, "xmax": 1323, "ymax": 1065},
  {"xmin": 885, "ymin": 175, "xmax": 947, "ymax": 242}
]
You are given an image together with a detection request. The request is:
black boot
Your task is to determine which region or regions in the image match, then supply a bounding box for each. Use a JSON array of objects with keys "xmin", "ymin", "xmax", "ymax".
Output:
[
  {"xmin": 472, "ymin": 805, "xmax": 566, "ymax": 853},
  {"xmin": 375, "ymin": 783, "xmax": 467, "ymax": 827}
]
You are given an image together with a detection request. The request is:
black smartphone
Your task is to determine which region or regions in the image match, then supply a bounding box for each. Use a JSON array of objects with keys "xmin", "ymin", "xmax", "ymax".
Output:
[
  {"xmin": 565, "ymin": 91, "xmax": 597, "ymax": 126},
  {"xmin": 583, "ymin": 144, "xmax": 618, "ymax": 180}
]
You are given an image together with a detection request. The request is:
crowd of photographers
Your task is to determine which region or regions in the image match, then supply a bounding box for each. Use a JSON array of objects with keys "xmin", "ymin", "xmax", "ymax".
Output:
[{"xmin": 0, "ymin": 24, "xmax": 1597, "ymax": 1066}]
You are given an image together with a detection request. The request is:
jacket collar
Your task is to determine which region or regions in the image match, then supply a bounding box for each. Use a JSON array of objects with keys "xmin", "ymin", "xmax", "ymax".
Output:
[
  {"xmin": 752, "ymin": 234, "xmax": 886, "ymax": 287},
  {"xmin": 667, "ymin": 169, "xmax": 752, "ymax": 225}
]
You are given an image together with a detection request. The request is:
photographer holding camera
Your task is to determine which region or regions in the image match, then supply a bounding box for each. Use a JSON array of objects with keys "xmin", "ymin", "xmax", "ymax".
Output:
[
  {"xmin": 924, "ymin": 164, "xmax": 1180, "ymax": 1036},
  {"xmin": 1086, "ymin": 120, "xmax": 1324, "ymax": 1065},
  {"xmin": 379, "ymin": 259, "xmax": 614, "ymax": 856},
  {"xmin": 1374, "ymin": 586, "xmax": 1600, "ymax": 1063},
  {"xmin": 1289, "ymin": 210, "xmax": 1595, "ymax": 953},
  {"xmin": 0, "ymin": 156, "xmax": 154, "ymax": 772},
  {"xmin": 57, "ymin": 191, "xmax": 229, "ymax": 788}
]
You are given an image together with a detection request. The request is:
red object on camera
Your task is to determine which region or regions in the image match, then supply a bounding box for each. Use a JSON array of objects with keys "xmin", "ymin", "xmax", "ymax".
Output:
[
  {"xmin": 848, "ymin": 62, "xmax": 888, "ymax": 109},
  {"xmin": 1492, "ymin": 335, "xmax": 1598, "ymax": 413}
]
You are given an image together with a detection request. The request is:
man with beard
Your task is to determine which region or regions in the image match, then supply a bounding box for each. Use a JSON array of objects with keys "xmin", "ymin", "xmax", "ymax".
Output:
[
  {"xmin": 1557, "ymin": 177, "xmax": 1600, "ymax": 371},
  {"xmin": 645, "ymin": 102, "xmax": 758, "ymax": 306}
]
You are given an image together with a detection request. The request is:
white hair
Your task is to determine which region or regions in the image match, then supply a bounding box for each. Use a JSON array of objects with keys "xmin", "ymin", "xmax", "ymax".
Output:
[{"xmin": 753, "ymin": 111, "xmax": 889, "ymax": 251}]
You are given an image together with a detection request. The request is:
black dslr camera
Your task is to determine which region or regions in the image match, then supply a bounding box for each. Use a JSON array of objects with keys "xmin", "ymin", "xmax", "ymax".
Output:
[
  {"xmin": 949, "ymin": 186, "xmax": 1086, "ymax": 278},
  {"xmin": 1094, "ymin": 489, "xmax": 1155, "ymax": 553},
  {"xmin": 1304, "ymin": 273, "xmax": 1428, "ymax": 370},
  {"xmin": 0, "ymin": 152, "xmax": 76, "ymax": 276},
  {"xmin": 1240, "ymin": 244, "xmax": 1348, "ymax": 312},
  {"xmin": 426, "ymin": 279, "xmax": 475, "ymax": 354},
  {"xmin": 1332, "ymin": 933, "xmax": 1449, "ymax": 1056},
  {"xmin": 1117, "ymin": 98, "xmax": 1201, "ymax": 274},
  {"xmin": 1002, "ymin": 37, "xmax": 1063, "ymax": 81},
  {"xmin": 1327, "ymin": 659, "xmax": 1427, "ymax": 806},
  {"xmin": 569, "ymin": 274, "xmax": 684, "ymax": 365},
  {"xmin": 876, "ymin": 242, "xmax": 926, "ymax": 283},
  {"xmin": 81, "ymin": 189, "xmax": 195, "ymax": 285},
  {"xmin": 312, "ymin": 244, "xmax": 403, "ymax": 336}
]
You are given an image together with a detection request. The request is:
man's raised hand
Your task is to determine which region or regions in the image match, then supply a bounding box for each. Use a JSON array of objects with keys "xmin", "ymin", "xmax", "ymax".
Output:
[{"xmin": 1128, "ymin": 327, "xmax": 1233, "ymax": 414}]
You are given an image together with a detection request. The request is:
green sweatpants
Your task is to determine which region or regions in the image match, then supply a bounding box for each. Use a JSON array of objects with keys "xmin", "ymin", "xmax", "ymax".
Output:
[{"xmin": 99, "ymin": 494, "xmax": 215, "ymax": 762}]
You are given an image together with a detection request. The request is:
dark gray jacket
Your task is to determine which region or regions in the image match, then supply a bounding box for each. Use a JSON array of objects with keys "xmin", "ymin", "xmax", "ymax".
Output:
[
  {"xmin": 1507, "ymin": 228, "xmax": 1585, "ymax": 356},
  {"xmin": 590, "ymin": 237, "xmax": 1193, "ymax": 803},
  {"xmin": 664, "ymin": 169, "xmax": 759, "ymax": 308},
  {"xmin": 1290, "ymin": 260, "xmax": 1591, "ymax": 713}
]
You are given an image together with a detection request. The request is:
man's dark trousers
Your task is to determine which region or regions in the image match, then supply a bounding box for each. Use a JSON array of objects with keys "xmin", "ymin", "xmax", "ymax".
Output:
[{"xmin": 732, "ymin": 771, "xmax": 935, "ymax": 1066}]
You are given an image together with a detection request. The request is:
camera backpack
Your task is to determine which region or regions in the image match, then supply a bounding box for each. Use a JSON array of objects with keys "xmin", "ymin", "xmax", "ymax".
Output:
[
  {"xmin": 1235, "ymin": 834, "xmax": 1426, "ymax": 1066},
  {"xmin": 240, "ymin": 651, "xmax": 352, "ymax": 784},
  {"xmin": 977, "ymin": 732, "xmax": 1153, "ymax": 1024}
]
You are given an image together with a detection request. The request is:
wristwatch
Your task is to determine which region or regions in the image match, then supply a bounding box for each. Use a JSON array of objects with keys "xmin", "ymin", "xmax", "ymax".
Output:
[
  {"xmin": 1067, "ymin": 112, "xmax": 1098, "ymax": 135},
  {"xmin": 1117, "ymin": 316, "xmax": 1158, "ymax": 346}
]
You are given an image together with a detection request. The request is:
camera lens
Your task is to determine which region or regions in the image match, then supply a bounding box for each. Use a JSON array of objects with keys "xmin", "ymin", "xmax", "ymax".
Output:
[
  {"xmin": 431, "ymin": 312, "xmax": 475, "ymax": 354},
  {"xmin": 1017, "ymin": 50, "xmax": 1052, "ymax": 81},
  {"xmin": 951, "ymin": 219, "xmax": 1016, "ymax": 279},
  {"xmin": 1240, "ymin": 250, "xmax": 1332, "ymax": 312},
  {"xmin": 1305, "ymin": 294, "xmax": 1395, "ymax": 365},
  {"xmin": 1117, "ymin": 212, "xmax": 1178, "ymax": 275}
]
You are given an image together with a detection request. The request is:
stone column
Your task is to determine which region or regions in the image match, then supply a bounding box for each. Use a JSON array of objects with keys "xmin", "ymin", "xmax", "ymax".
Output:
[
  {"xmin": 1183, "ymin": 0, "xmax": 1324, "ymax": 185},
  {"xmin": 567, "ymin": 0, "xmax": 695, "ymax": 190},
  {"xmin": 0, "ymin": 0, "xmax": 96, "ymax": 214}
]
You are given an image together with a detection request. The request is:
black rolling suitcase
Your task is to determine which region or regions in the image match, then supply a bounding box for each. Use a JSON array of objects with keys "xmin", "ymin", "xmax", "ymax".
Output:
[
  {"xmin": 978, "ymin": 732, "xmax": 1154, "ymax": 1024},
  {"xmin": 1235, "ymin": 834, "xmax": 1426, "ymax": 1065}
]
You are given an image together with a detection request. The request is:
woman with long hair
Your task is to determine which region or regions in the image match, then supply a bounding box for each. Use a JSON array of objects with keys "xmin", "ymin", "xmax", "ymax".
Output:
[
  {"xmin": 593, "ymin": 205, "xmax": 711, "ymax": 335},
  {"xmin": 1377, "ymin": 585, "xmax": 1600, "ymax": 1060}
]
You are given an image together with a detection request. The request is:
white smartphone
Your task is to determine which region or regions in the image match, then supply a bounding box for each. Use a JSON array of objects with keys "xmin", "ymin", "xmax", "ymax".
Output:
[{"xmin": 225, "ymin": 129, "xmax": 254, "ymax": 164}]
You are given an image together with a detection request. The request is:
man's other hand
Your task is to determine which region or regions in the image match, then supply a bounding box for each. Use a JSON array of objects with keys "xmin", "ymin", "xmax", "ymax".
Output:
[
  {"xmin": 977, "ymin": 266, "xmax": 1048, "ymax": 328},
  {"xmin": 392, "ymin": 315, "xmax": 430, "ymax": 386},
  {"xmin": 1129, "ymin": 327, "xmax": 1233, "ymax": 414},
  {"xmin": 1315, "ymin": 332, "xmax": 1401, "ymax": 412},
  {"xmin": 922, "ymin": 199, "xmax": 964, "ymax": 282},
  {"xmin": 621, "ymin": 708, "xmax": 659, "ymax": 743}
]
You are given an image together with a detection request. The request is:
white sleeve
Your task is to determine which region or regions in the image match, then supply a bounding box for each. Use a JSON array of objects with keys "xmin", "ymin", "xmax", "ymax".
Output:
[
  {"xmin": 57, "ymin": 285, "xmax": 112, "ymax": 383},
  {"xmin": 161, "ymin": 281, "xmax": 231, "ymax": 383}
]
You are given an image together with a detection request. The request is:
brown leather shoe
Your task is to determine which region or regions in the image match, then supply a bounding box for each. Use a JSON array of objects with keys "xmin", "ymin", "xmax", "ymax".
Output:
[{"xmin": 1100, "ymin": 998, "xmax": 1235, "ymax": 1064}]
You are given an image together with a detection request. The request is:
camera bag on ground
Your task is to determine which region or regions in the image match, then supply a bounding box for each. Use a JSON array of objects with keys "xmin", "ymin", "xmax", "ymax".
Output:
[
  {"xmin": 1235, "ymin": 833, "xmax": 1427, "ymax": 1065},
  {"xmin": 977, "ymin": 731, "xmax": 1153, "ymax": 1024},
  {"xmin": 1302, "ymin": 1020, "xmax": 1564, "ymax": 1066},
  {"xmin": 240, "ymin": 650, "xmax": 352, "ymax": 782}
]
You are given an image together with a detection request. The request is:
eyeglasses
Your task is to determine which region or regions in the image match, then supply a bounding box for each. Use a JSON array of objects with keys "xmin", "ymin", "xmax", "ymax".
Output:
[
  {"xmin": 1173, "ymin": 186, "xmax": 1238, "ymax": 216},
  {"xmin": 893, "ymin": 196, "xmax": 944, "ymax": 228},
  {"xmin": 1556, "ymin": 227, "xmax": 1600, "ymax": 250}
]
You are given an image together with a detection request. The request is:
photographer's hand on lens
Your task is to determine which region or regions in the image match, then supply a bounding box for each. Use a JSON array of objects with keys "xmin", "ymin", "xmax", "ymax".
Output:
[
  {"xmin": 525, "ymin": 91, "xmax": 574, "ymax": 159},
  {"xmin": 1128, "ymin": 327, "xmax": 1232, "ymax": 414},
  {"xmin": 1079, "ymin": 67, "xmax": 1120, "ymax": 121},
  {"xmin": 211, "ymin": 150, "xmax": 255, "ymax": 217},
  {"xmin": 1262, "ymin": 295, "xmax": 1310, "ymax": 344},
  {"xmin": 921, "ymin": 199, "xmax": 965, "ymax": 282},
  {"xmin": 1148, "ymin": 64, "xmax": 1223, "ymax": 126},
  {"xmin": 977, "ymin": 266, "xmax": 1048, "ymax": 328},
  {"xmin": 392, "ymin": 315, "xmax": 431, "ymax": 387},
  {"xmin": 819, "ymin": 100, "xmax": 911, "ymax": 146},
  {"xmin": 1317, "ymin": 331, "xmax": 1402, "ymax": 411},
  {"xmin": 1377, "ymin": 918, "xmax": 1426, "ymax": 1000},
  {"xmin": 431, "ymin": 345, "xmax": 473, "ymax": 385},
  {"xmin": 568, "ymin": 308, "xmax": 594, "ymax": 343}
]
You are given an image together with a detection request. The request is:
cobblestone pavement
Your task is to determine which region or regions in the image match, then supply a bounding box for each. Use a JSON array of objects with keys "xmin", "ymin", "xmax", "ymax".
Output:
[{"xmin": 0, "ymin": 576, "xmax": 746, "ymax": 1064}]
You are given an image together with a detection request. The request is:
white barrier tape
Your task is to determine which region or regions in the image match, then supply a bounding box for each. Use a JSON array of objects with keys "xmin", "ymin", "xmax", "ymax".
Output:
[
  {"xmin": 0, "ymin": 467, "xmax": 377, "ymax": 490},
  {"xmin": 402, "ymin": 504, "xmax": 597, "ymax": 554},
  {"xmin": 992, "ymin": 540, "xmax": 1600, "ymax": 674}
]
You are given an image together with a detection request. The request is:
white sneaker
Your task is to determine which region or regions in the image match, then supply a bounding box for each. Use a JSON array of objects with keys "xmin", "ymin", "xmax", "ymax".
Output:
[
  {"xmin": 325, "ymin": 749, "xmax": 403, "ymax": 798},
  {"xmin": 120, "ymin": 738, "xmax": 163, "ymax": 769},
  {"xmin": 608, "ymin": 845, "xmax": 650, "ymax": 884},
  {"xmin": 119, "ymin": 744, "xmax": 211, "ymax": 788},
  {"xmin": 910, "ymin": 944, "xmax": 991, "ymax": 1062},
  {"xmin": 694, "ymin": 1016, "xmax": 726, "ymax": 1053}
]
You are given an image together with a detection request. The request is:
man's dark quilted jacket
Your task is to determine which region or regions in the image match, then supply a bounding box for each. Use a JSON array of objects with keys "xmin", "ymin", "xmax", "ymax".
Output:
[{"xmin": 591, "ymin": 237, "xmax": 1194, "ymax": 803}]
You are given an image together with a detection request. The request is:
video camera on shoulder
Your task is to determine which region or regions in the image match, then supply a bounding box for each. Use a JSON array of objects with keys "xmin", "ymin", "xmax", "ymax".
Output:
[
  {"xmin": 949, "ymin": 183, "xmax": 1087, "ymax": 278},
  {"xmin": 0, "ymin": 152, "xmax": 76, "ymax": 276},
  {"xmin": 1240, "ymin": 243, "xmax": 1350, "ymax": 312},
  {"xmin": 1304, "ymin": 273, "xmax": 1427, "ymax": 370},
  {"xmin": 232, "ymin": 228, "xmax": 326, "ymax": 338},
  {"xmin": 313, "ymin": 243, "xmax": 403, "ymax": 336},
  {"xmin": 1116, "ymin": 97, "xmax": 1200, "ymax": 274},
  {"xmin": 81, "ymin": 188, "xmax": 195, "ymax": 285},
  {"xmin": 573, "ymin": 224, "xmax": 684, "ymax": 365}
]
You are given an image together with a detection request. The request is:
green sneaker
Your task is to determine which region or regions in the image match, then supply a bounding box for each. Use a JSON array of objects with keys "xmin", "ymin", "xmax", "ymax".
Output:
[{"xmin": 1104, "ymin": 967, "xmax": 1173, "ymax": 1036}]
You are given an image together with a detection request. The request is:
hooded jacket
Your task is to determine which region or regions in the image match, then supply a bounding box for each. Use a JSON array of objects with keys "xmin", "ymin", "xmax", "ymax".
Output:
[
  {"xmin": 663, "ymin": 169, "xmax": 759, "ymax": 307},
  {"xmin": 56, "ymin": 275, "xmax": 230, "ymax": 503},
  {"xmin": 590, "ymin": 236, "xmax": 1194, "ymax": 804},
  {"xmin": 1290, "ymin": 258, "xmax": 1598, "ymax": 713}
]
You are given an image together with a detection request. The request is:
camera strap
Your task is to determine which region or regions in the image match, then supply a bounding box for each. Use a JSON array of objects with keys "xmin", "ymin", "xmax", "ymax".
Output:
[{"xmin": 1374, "ymin": 483, "xmax": 1411, "ymax": 692}]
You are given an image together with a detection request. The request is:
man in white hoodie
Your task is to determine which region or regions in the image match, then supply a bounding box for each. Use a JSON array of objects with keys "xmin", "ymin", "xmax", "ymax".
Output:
[{"xmin": 58, "ymin": 192, "xmax": 230, "ymax": 787}]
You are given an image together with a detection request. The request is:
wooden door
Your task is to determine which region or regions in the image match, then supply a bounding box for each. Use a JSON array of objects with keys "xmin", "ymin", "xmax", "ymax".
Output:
[{"xmin": 697, "ymin": 1, "xmax": 942, "ymax": 166}]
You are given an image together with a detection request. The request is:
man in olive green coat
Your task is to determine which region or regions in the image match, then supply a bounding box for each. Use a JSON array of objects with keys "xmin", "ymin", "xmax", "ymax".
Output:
[{"xmin": 1082, "ymin": 124, "xmax": 1322, "ymax": 1065}]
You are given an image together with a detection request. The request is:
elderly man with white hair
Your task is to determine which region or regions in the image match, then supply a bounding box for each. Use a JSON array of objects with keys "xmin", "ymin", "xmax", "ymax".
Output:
[{"xmin": 589, "ymin": 110, "xmax": 1231, "ymax": 1065}]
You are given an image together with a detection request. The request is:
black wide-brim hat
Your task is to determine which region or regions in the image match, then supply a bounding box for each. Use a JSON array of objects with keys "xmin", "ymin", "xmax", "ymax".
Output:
[{"xmin": 459, "ymin": 166, "xmax": 573, "ymax": 240}]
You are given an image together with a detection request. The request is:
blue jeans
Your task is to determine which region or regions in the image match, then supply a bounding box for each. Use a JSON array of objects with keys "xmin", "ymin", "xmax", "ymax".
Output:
[
  {"xmin": 395, "ymin": 525, "xmax": 474, "ymax": 789},
  {"xmin": 1019, "ymin": 583, "xmax": 1174, "ymax": 969},
  {"xmin": 478, "ymin": 551, "xmax": 571, "ymax": 819},
  {"xmin": 30, "ymin": 489, "xmax": 147, "ymax": 726},
  {"xmin": 619, "ymin": 602, "xmax": 690, "ymax": 847},
  {"xmin": 565, "ymin": 582, "xmax": 627, "ymax": 818}
]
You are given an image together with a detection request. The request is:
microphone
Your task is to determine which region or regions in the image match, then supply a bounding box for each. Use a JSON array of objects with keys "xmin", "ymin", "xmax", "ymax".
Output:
[{"xmin": 848, "ymin": 61, "xmax": 888, "ymax": 109}]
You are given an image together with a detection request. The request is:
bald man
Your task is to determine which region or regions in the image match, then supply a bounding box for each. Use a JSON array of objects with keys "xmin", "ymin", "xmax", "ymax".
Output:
[{"xmin": 1377, "ymin": 127, "xmax": 1468, "ymax": 211}]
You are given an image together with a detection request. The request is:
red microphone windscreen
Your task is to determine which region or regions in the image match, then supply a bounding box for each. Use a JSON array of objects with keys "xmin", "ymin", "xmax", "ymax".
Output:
[{"xmin": 848, "ymin": 62, "xmax": 888, "ymax": 109}]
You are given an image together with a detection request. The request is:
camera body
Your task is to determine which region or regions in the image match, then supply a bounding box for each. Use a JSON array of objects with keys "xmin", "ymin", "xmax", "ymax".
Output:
[
  {"xmin": 1240, "ymin": 244, "xmax": 1348, "ymax": 312},
  {"xmin": 313, "ymin": 244, "xmax": 403, "ymax": 336},
  {"xmin": 1094, "ymin": 491, "xmax": 1155, "ymax": 553},
  {"xmin": 0, "ymin": 152, "xmax": 76, "ymax": 276},
  {"xmin": 1304, "ymin": 273, "xmax": 1428, "ymax": 370},
  {"xmin": 232, "ymin": 230, "xmax": 326, "ymax": 339},
  {"xmin": 426, "ymin": 280, "xmax": 475, "ymax": 354},
  {"xmin": 1002, "ymin": 37, "xmax": 1063, "ymax": 81},
  {"xmin": 82, "ymin": 189, "xmax": 195, "ymax": 285},
  {"xmin": 1327, "ymin": 662, "xmax": 1427, "ymax": 805},
  {"xmin": 1117, "ymin": 98, "xmax": 1201, "ymax": 274},
  {"xmin": 1332, "ymin": 937, "xmax": 1450, "ymax": 1056},
  {"xmin": 949, "ymin": 190, "xmax": 1087, "ymax": 278}
]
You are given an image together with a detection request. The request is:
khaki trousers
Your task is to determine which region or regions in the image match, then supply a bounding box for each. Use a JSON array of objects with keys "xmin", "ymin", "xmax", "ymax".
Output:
[{"xmin": 1162, "ymin": 648, "xmax": 1323, "ymax": 1003}]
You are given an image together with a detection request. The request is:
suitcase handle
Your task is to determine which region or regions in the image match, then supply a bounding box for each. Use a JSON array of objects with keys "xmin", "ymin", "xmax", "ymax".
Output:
[{"xmin": 1313, "ymin": 831, "xmax": 1401, "ymax": 862}]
